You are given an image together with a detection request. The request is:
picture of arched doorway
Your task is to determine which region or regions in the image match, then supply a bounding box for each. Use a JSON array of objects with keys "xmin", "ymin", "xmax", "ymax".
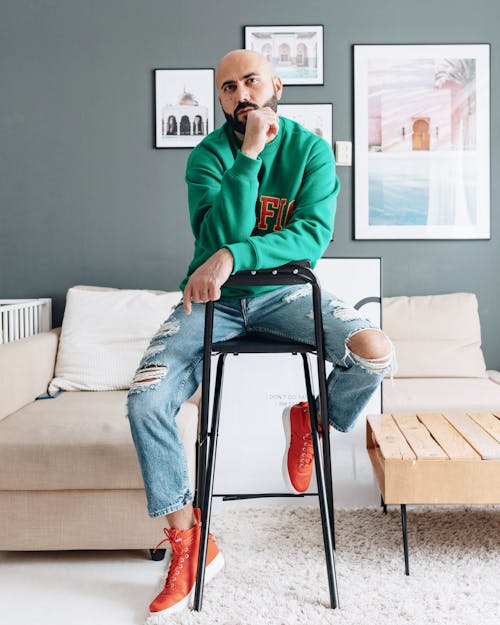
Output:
[
  {"xmin": 262, "ymin": 43, "xmax": 272, "ymax": 63},
  {"xmin": 296, "ymin": 43, "xmax": 308, "ymax": 66},
  {"xmin": 165, "ymin": 115, "xmax": 177, "ymax": 135},
  {"xmin": 180, "ymin": 115, "xmax": 191, "ymax": 135},
  {"xmin": 412, "ymin": 118, "xmax": 430, "ymax": 150},
  {"xmin": 279, "ymin": 43, "xmax": 291, "ymax": 64}
]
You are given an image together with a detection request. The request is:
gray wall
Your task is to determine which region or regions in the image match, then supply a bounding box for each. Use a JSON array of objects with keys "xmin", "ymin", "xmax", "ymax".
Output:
[{"xmin": 1, "ymin": 0, "xmax": 499, "ymax": 368}]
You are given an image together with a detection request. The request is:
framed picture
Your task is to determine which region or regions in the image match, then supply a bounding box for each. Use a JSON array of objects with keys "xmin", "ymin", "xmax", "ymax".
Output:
[
  {"xmin": 277, "ymin": 103, "xmax": 333, "ymax": 147},
  {"xmin": 213, "ymin": 257, "xmax": 382, "ymax": 503},
  {"xmin": 244, "ymin": 25, "xmax": 324, "ymax": 85},
  {"xmin": 354, "ymin": 44, "xmax": 490, "ymax": 239},
  {"xmin": 154, "ymin": 69, "xmax": 214, "ymax": 149}
]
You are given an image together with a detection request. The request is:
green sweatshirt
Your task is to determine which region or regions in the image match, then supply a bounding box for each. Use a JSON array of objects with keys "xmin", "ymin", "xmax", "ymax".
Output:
[{"xmin": 181, "ymin": 116, "xmax": 340, "ymax": 298}]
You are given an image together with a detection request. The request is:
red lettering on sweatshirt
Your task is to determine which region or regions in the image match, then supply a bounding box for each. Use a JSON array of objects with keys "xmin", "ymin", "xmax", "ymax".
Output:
[
  {"xmin": 257, "ymin": 196, "xmax": 280, "ymax": 230},
  {"xmin": 284, "ymin": 200, "xmax": 295, "ymax": 226},
  {"xmin": 257, "ymin": 196, "xmax": 295, "ymax": 231}
]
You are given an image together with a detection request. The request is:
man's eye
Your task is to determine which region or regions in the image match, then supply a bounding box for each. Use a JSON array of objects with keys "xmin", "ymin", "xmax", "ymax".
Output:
[{"xmin": 224, "ymin": 85, "xmax": 236, "ymax": 92}]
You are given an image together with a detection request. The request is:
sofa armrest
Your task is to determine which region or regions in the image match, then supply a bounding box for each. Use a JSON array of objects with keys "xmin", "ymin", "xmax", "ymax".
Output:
[
  {"xmin": 487, "ymin": 370, "xmax": 500, "ymax": 385},
  {"xmin": 0, "ymin": 328, "xmax": 61, "ymax": 422}
]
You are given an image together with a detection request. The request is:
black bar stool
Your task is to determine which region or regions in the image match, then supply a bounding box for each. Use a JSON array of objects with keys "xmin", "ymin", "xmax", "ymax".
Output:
[{"xmin": 193, "ymin": 261, "xmax": 339, "ymax": 610}]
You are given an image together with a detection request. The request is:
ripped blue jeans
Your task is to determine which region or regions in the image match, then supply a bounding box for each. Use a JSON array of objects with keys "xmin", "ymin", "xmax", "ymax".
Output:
[{"xmin": 126, "ymin": 285, "xmax": 395, "ymax": 518}]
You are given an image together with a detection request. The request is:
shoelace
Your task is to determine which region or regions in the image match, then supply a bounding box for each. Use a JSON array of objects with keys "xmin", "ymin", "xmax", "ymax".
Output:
[
  {"xmin": 292, "ymin": 430, "xmax": 314, "ymax": 470},
  {"xmin": 153, "ymin": 528, "xmax": 192, "ymax": 590}
]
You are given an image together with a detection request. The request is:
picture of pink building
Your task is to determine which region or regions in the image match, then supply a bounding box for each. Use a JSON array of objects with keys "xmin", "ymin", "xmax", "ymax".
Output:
[
  {"xmin": 368, "ymin": 57, "xmax": 476, "ymax": 153},
  {"xmin": 353, "ymin": 45, "xmax": 489, "ymax": 239}
]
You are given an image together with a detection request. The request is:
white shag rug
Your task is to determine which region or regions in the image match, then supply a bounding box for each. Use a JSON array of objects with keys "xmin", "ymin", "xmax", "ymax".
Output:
[{"xmin": 146, "ymin": 505, "xmax": 500, "ymax": 625}]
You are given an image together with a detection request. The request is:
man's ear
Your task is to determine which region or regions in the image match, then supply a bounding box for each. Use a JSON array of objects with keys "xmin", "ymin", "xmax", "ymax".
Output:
[{"xmin": 273, "ymin": 76, "xmax": 283, "ymax": 101}]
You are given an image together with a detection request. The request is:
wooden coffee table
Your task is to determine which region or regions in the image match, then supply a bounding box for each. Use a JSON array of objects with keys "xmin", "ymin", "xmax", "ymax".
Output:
[{"xmin": 366, "ymin": 412, "xmax": 500, "ymax": 574}]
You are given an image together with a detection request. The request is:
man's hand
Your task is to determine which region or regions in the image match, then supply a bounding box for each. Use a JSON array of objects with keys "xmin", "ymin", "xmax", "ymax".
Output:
[
  {"xmin": 183, "ymin": 248, "xmax": 234, "ymax": 314},
  {"xmin": 241, "ymin": 107, "xmax": 279, "ymax": 159}
]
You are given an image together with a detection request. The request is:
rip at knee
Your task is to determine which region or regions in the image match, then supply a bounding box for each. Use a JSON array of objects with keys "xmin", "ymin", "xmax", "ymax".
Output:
[
  {"xmin": 345, "ymin": 329, "xmax": 395, "ymax": 374},
  {"xmin": 129, "ymin": 364, "xmax": 168, "ymax": 394}
]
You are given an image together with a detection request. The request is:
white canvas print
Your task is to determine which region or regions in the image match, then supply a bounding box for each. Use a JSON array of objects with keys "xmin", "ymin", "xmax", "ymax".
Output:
[
  {"xmin": 155, "ymin": 69, "xmax": 214, "ymax": 148},
  {"xmin": 212, "ymin": 258, "xmax": 382, "ymax": 505},
  {"xmin": 278, "ymin": 103, "xmax": 333, "ymax": 146},
  {"xmin": 245, "ymin": 25, "xmax": 324, "ymax": 85}
]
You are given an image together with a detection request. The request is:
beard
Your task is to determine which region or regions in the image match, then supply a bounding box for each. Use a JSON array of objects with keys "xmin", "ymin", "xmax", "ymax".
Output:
[{"xmin": 224, "ymin": 91, "xmax": 279, "ymax": 134}]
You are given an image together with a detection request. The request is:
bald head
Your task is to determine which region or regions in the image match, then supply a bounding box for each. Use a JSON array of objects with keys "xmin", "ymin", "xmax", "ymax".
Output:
[{"xmin": 216, "ymin": 49, "xmax": 275, "ymax": 87}]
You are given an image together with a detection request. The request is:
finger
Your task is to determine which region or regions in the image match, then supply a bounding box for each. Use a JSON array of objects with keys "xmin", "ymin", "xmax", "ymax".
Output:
[
  {"xmin": 206, "ymin": 280, "xmax": 221, "ymax": 302},
  {"xmin": 183, "ymin": 286, "xmax": 192, "ymax": 315}
]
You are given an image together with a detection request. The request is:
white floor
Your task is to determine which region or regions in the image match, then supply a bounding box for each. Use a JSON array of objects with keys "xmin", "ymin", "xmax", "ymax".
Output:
[
  {"xmin": 0, "ymin": 498, "xmax": 318, "ymax": 625},
  {"xmin": 0, "ymin": 546, "xmax": 166, "ymax": 625}
]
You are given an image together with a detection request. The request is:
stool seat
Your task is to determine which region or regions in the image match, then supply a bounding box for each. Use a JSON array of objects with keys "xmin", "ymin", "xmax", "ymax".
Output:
[{"xmin": 212, "ymin": 333, "xmax": 314, "ymax": 354}]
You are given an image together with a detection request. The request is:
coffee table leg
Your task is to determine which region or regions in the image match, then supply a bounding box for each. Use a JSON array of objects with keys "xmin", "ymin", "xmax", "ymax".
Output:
[
  {"xmin": 401, "ymin": 504, "xmax": 410, "ymax": 575},
  {"xmin": 380, "ymin": 494, "xmax": 387, "ymax": 514}
]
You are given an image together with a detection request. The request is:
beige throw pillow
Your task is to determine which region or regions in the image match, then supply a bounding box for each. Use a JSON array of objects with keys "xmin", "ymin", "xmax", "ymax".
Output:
[
  {"xmin": 48, "ymin": 286, "xmax": 182, "ymax": 393},
  {"xmin": 383, "ymin": 293, "xmax": 487, "ymax": 378}
]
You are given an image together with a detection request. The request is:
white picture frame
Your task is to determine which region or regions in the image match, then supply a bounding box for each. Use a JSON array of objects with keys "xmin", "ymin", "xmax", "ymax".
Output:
[
  {"xmin": 354, "ymin": 44, "xmax": 491, "ymax": 240},
  {"xmin": 277, "ymin": 103, "xmax": 333, "ymax": 147}
]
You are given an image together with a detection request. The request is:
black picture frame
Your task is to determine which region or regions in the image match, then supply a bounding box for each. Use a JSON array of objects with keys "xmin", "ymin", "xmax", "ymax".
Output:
[
  {"xmin": 244, "ymin": 25, "xmax": 324, "ymax": 85},
  {"xmin": 154, "ymin": 68, "xmax": 215, "ymax": 149}
]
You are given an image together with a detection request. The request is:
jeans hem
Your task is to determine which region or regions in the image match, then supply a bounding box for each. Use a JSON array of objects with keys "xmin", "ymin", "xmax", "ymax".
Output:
[
  {"xmin": 148, "ymin": 490, "xmax": 194, "ymax": 518},
  {"xmin": 330, "ymin": 422, "xmax": 354, "ymax": 433}
]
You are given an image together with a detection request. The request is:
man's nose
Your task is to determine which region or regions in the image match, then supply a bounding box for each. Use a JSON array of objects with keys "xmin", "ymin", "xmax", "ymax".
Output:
[{"xmin": 235, "ymin": 82, "xmax": 251, "ymax": 102}]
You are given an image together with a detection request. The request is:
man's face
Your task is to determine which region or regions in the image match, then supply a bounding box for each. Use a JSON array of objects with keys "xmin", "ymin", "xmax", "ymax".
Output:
[{"xmin": 216, "ymin": 51, "xmax": 283, "ymax": 134}]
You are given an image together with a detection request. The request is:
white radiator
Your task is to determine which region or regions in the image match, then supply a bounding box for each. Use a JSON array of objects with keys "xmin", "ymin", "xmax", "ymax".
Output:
[{"xmin": 0, "ymin": 299, "xmax": 52, "ymax": 344}]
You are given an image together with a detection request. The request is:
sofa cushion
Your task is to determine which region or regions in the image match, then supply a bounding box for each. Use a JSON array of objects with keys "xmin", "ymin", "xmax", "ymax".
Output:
[
  {"xmin": 0, "ymin": 390, "xmax": 197, "ymax": 491},
  {"xmin": 383, "ymin": 378, "xmax": 500, "ymax": 414},
  {"xmin": 383, "ymin": 293, "xmax": 487, "ymax": 378},
  {"xmin": 48, "ymin": 286, "xmax": 182, "ymax": 393}
]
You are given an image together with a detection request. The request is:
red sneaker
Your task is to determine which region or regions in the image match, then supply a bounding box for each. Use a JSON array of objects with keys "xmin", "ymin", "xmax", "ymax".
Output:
[
  {"xmin": 148, "ymin": 509, "xmax": 224, "ymax": 618},
  {"xmin": 282, "ymin": 402, "xmax": 315, "ymax": 493}
]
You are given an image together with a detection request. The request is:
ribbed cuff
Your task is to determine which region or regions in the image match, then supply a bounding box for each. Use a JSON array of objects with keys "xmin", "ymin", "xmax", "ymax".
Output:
[
  {"xmin": 229, "ymin": 150, "xmax": 262, "ymax": 178},
  {"xmin": 224, "ymin": 240, "xmax": 257, "ymax": 273}
]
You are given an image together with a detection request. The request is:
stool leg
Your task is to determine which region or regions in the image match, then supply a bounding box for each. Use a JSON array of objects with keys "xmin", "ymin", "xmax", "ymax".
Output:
[
  {"xmin": 302, "ymin": 354, "xmax": 339, "ymax": 609},
  {"xmin": 309, "ymin": 284, "xmax": 336, "ymax": 549},
  {"xmin": 310, "ymin": 406, "xmax": 340, "ymax": 609},
  {"xmin": 301, "ymin": 354, "xmax": 336, "ymax": 549},
  {"xmin": 401, "ymin": 504, "xmax": 410, "ymax": 576},
  {"xmin": 193, "ymin": 353, "xmax": 226, "ymax": 612},
  {"xmin": 196, "ymin": 302, "xmax": 215, "ymax": 508}
]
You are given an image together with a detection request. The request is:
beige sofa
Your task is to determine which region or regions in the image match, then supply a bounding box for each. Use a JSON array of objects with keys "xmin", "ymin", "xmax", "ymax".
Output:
[
  {"xmin": 1, "ymin": 290, "xmax": 499, "ymax": 552},
  {"xmin": 0, "ymin": 327, "xmax": 198, "ymax": 552},
  {"xmin": 382, "ymin": 292, "xmax": 500, "ymax": 412}
]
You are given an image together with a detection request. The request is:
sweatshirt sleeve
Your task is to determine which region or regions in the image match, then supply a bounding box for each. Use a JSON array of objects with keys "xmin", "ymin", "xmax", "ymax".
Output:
[
  {"xmin": 185, "ymin": 145, "xmax": 261, "ymax": 255},
  {"xmin": 225, "ymin": 139, "xmax": 340, "ymax": 272}
]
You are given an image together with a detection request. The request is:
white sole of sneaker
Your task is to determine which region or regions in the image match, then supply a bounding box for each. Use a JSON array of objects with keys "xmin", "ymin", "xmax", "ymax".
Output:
[
  {"xmin": 147, "ymin": 551, "xmax": 225, "ymax": 621},
  {"xmin": 282, "ymin": 406, "xmax": 301, "ymax": 495}
]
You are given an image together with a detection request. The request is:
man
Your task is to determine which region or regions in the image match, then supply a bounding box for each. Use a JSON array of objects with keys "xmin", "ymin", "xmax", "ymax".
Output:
[{"xmin": 127, "ymin": 49, "xmax": 394, "ymax": 620}]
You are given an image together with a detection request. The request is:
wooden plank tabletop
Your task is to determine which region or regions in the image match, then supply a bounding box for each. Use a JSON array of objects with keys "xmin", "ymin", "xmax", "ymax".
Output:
[
  {"xmin": 392, "ymin": 413, "xmax": 448, "ymax": 460},
  {"xmin": 368, "ymin": 412, "xmax": 500, "ymax": 462},
  {"xmin": 367, "ymin": 414, "xmax": 416, "ymax": 460},
  {"xmin": 417, "ymin": 413, "xmax": 481, "ymax": 460},
  {"xmin": 444, "ymin": 413, "xmax": 500, "ymax": 460},
  {"xmin": 467, "ymin": 412, "xmax": 500, "ymax": 445}
]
